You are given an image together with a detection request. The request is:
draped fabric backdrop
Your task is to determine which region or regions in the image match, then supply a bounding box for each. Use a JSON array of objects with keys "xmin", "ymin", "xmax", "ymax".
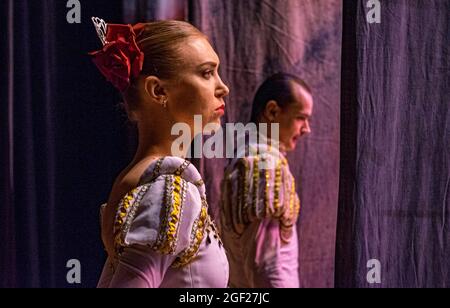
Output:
[
  {"xmin": 1, "ymin": 0, "xmax": 341, "ymax": 288},
  {"xmin": 1, "ymin": 0, "xmax": 126, "ymax": 287},
  {"xmin": 188, "ymin": 0, "xmax": 342, "ymax": 288},
  {"xmin": 2, "ymin": 0, "xmax": 448, "ymax": 288},
  {"xmin": 0, "ymin": 0, "xmax": 59, "ymax": 288},
  {"xmin": 124, "ymin": 0, "xmax": 345, "ymax": 288},
  {"xmin": 336, "ymin": 0, "xmax": 450, "ymax": 288}
]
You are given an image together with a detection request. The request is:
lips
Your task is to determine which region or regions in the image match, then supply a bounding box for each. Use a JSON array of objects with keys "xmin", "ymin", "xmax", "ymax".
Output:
[{"xmin": 215, "ymin": 104, "xmax": 225, "ymax": 112}]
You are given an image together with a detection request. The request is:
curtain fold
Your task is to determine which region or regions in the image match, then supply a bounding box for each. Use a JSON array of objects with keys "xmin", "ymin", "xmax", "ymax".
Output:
[
  {"xmin": 0, "ymin": 0, "xmax": 57, "ymax": 288},
  {"xmin": 336, "ymin": 0, "xmax": 450, "ymax": 288},
  {"xmin": 123, "ymin": 0, "xmax": 342, "ymax": 288},
  {"xmin": 1, "ymin": 0, "xmax": 125, "ymax": 288},
  {"xmin": 4, "ymin": 0, "xmax": 446, "ymax": 289},
  {"xmin": 188, "ymin": 0, "xmax": 342, "ymax": 288}
]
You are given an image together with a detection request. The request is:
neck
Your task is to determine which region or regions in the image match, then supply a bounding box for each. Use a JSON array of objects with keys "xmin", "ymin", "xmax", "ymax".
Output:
[
  {"xmin": 132, "ymin": 121, "xmax": 192, "ymax": 164},
  {"xmin": 256, "ymin": 123, "xmax": 287, "ymax": 155}
]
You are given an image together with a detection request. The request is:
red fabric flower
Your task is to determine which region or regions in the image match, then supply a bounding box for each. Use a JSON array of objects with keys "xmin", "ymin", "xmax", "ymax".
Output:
[{"xmin": 89, "ymin": 24, "xmax": 144, "ymax": 92}]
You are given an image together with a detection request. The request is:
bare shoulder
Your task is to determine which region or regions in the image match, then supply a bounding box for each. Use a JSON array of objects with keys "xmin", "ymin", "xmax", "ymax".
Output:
[{"xmin": 107, "ymin": 157, "xmax": 158, "ymax": 208}]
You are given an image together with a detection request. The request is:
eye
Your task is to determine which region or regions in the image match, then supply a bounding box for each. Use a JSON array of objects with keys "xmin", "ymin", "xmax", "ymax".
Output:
[{"xmin": 203, "ymin": 70, "xmax": 214, "ymax": 79}]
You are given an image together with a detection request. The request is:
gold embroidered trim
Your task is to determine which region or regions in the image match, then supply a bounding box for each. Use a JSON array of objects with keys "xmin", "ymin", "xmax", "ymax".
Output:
[
  {"xmin": 113, "ymin": 185, "xmax": 150, "ymax": 255},
  {"xmin": 251, "ymin": 155, "xmax": 260, "ymax": 219},
  {"xmin": 147, "ymin": 157, "xmax": 164, "ymax": 182},
  {"xmin": 153, "ymin": 175, "xmax": 187, "ymax": 255},
  {"xmin": 172, "ymin": 197, "xmax": 209, "ymax": 268},
  {"xmin": 273, "ymin": 159, "xmax": 283, "ymax": 218},
  {"xmin": 174, "ymin": 159, "xmax": 191, "ymax": 176},
  {"xmin": 194, "ymin": 179, "xmax": 204, "ymax": 187},
  {"xmin": 264, "ymin": 166, "xmax": 271, "ymax": 218}
]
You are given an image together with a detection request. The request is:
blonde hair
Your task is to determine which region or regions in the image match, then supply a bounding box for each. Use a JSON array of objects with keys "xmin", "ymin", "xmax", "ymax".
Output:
[{"xmin": 123, "ymin": 21, "xmax": 206, "ymax": 121}]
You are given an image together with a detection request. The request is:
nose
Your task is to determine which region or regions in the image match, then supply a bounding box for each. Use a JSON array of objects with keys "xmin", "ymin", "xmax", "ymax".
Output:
[
  {"xmin": 301, "ymin": 120, "xmax": 311, "ymax": 135},
  {"xmin": 216, "ymin": 75, "xmax": 230, "ymax": 98}
]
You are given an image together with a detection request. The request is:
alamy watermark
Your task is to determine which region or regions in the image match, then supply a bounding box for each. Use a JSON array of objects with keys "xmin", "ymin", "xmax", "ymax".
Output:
[
  {"xmin": 66, "ymin": 1, "xmax": 380, "ymax": 25},
  {"xmin": 66, "ymin": 0, "xmax": 81, "ymax": 24},
  {"xmin": 366, "ymin": 259, "xmax": 382, "ymax": 284},
  {"xmin": 366, "ymin": 0, "xmax": 381, "ymax": 24},
  {"xmin": 66, "ymin": 259, "xmax": 81, "ymax": 284},
  {"xmin": 171, "ymin": 115, "xmax": 281, "ymax": 169}
]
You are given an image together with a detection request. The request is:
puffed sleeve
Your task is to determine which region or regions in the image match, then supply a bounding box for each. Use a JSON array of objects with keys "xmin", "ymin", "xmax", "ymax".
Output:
[
  {"xmin": 108, "ymin": 174, "xmax": 206, "ymax": 288},
  {"xmin": 220, "ymin": 150, "xmax": 301, "ymax": 288},
  {"xmin": 221, "ymin": 150, "xmax": 301, "ymax": 243}
]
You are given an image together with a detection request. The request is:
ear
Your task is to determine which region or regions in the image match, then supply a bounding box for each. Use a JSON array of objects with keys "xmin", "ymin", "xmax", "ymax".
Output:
[
  {"xmin": 263, "ymin": 100, "xmax": 281, "ymax": 122},
  {"xmin": 143, "ymin": 76, "xmax": 168, "ymax": 106}
]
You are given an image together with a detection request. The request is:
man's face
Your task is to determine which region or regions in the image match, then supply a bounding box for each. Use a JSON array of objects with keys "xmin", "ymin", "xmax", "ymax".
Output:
[{"xmin": 276, "ymin": 82, "xmax": 314, "ymax": 152}]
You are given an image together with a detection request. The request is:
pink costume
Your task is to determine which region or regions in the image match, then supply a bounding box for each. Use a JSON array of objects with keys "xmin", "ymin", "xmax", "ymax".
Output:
[
  {"xmin": 220, "ymin": 142, "xmax": 301, "ymax": 288},
  {"xmin": 97, "ymin": 157, "xmax": 229, "ymax": 288}
]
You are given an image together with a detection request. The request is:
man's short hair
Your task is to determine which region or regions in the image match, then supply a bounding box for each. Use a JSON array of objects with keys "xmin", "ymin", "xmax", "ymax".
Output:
[{"xmin": 250, "ymin": 72, "xmax": 312, "ymax": 123}]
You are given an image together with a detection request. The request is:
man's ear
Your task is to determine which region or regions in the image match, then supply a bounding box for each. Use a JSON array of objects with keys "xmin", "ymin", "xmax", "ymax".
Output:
[
  {"xmin": 263, "ymin": 100, "xmax": 281, "ymax": 122},
  {"xmin": 144, "ymin": 76, "xmax": 168, "ymax": 106}
]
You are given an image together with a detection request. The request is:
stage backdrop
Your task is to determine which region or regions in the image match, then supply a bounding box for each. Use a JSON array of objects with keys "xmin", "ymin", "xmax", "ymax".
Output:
[
  {"xmin": 1, "ymin": 0, "xmax": 341, "ymax": 288},
  {"xmin": 1, "ymin": 0, "xmax": 127, "ymax": 287},
  {"xmin": 124, "ymin": 0, "xmax": 342, "ymax": 288},
  {"xmin": 189, "ymin": 0, "xmax": 342, "ymax": 288},
  {"xmin": 336, "ymin": 0, "xmax": 450, "ymax": 288}
]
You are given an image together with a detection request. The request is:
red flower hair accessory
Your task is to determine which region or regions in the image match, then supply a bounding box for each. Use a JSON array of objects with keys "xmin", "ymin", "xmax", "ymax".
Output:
[{"xmin": 89, "ymin": 17, "xmax": 145, "ymax": 92}]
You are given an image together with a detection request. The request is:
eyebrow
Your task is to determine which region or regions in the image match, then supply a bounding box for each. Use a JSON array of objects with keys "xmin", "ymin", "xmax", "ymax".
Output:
[
  {"xmin": 298, "ymin": 112, "xmax": 312, "ymax": 119},
  {"xmin": 198, "ymin": 61, "xmax": 219, "ymax": 68}
]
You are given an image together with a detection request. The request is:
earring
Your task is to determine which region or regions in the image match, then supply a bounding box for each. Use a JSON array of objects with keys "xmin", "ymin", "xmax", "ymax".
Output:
[{"xmin": 162, "ymin": 98, "xmax": 168, "ymax": 109}]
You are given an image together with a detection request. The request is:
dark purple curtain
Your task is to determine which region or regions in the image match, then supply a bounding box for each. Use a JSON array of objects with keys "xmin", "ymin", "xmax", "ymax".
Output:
[
  {"xmin": 1, "ymin": 0, "xmax": 58, "ymax": 288},
  {"xmin": 3, "ymin": 0, "xmax": 447, "ymax": 289},
  {"xmin": 1, "ymin": 0, "xmax": 126, "ymax": 287},
  {"xmin": 123, "ymin": 0, "xmax": 187, "ymax": 22},
  {"xmin": 336, "ymin": 0, "xmax": 450, "ymax": 288}
]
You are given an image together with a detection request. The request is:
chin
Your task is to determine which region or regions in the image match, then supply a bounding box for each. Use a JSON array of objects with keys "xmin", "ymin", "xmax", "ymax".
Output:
[
  {"xmin": 203, "ymin": 118, "xmax": 222, "ymax": 134},
  {"xmin": 287, "ymin": 142, "xmax": 297, "ymax": 152}
]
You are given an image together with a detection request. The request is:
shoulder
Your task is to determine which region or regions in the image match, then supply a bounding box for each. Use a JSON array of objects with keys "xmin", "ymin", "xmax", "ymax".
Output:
[
  {"xmin": 138, "ymin": 157, "xmax": 205, "ymax": 192},
  {"xmin": 221, "ymin": 146, "xmax": 299, "ymax": 241},
  {"xmin": 113, "ymin": 157, "xmax": 208, "ymax": 259},
  {"xmin": 225, "ymin": 144, "xmax": 290, "ymax": 178}
]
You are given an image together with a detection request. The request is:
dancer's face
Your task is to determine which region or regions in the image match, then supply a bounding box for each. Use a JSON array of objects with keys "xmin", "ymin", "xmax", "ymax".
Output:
[
  {"xmin": 164, "ymin": 37, "xmax": 230, "ymax": 132},
  {"xmin": 276, "ymin": 83, "xmax": 313, "ymax": 152}
]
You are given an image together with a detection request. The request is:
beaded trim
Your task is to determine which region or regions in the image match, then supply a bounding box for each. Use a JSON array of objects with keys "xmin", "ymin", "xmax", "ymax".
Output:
[
  {"xmin": 264, "ymin": 166, "xmax": 271, "ymax": 218},
  {"xmin": 172, "ymin": 197, "xmax": 209, "ymax": 268},
  {"xmin": 174, "ymin": 159, "xmax": 191, "ymax": 176},
  {"xmin": 149, "ymin": 157, "xmax": 164, "ymax": 181},
  {"xmin": 110, "ymin": 158, "xmax": 216, "ymax": 269},
  {"xmin": 114, "ymin": 184, "xmax": 151, "ymax": 255},
  {"xmin": 251, "ymin": 155, "xmax": 260, "ymax": 219},
  {"xmin": 194, "ymin": 179, "xmax": 204, "ymax": 187},
  {"xmin": 273, "ymin": 159, "xmax": 283, "ymax": 218},
  {"xmin": 225, "ymin": 154, "xmax": 301, "ymax": 243},
  {"xmin": 290, "ymin": 177, "xmax": 296, "ymax": 218},
  {"xmin": 280, "ymin": 177, "xmax": 300, "ymax": 244},
  {"xmin": 206, "ymin": 216, "xmax": 223, "ymax": 247},
  {"xmin": 153, "ymin": 175, "xmax": 187, "ymax": 255}
]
